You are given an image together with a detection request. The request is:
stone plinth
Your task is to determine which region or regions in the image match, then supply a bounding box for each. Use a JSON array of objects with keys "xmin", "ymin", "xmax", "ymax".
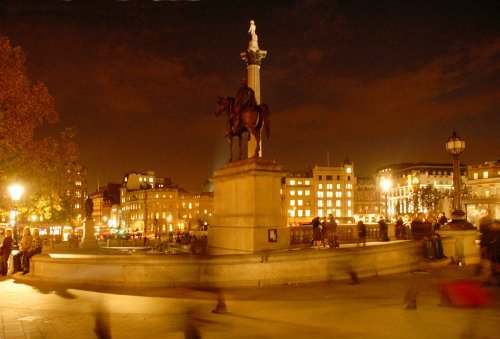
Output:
[
  {"xmin": 208, "ymin": 157, "xmax": 288, "ymax": 255},
  {"xmin": 439, "ymin": 228, "xmax": 479, "ymax": 265},
  {"xmin": 80, "ymin": 219, "xmax": 98, "ymax": 249}
]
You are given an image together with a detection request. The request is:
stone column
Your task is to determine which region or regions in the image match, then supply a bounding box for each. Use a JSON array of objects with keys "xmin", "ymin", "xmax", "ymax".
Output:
[{"xmin": 241, "ymin": 25, "xmax": 267, "ymax": 158}]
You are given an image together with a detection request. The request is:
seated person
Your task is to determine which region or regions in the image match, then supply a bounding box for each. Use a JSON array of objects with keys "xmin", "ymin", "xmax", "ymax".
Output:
[
  {"xmin": 22, "ymin": 228, "xmax": 43, "ymax": 274},
  {"xmin": 13, "ymin": 226, "xmax": 32, "ymax": 273}
]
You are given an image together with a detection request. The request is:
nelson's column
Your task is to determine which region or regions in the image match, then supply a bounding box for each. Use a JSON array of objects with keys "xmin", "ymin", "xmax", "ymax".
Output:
[{"xmin": 240, "ymin": 19, "xmax": 267, "ymax": 158}]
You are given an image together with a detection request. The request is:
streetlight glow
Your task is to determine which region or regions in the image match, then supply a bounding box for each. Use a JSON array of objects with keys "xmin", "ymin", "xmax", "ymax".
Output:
[{"xmin": 8, "ymin": 184, "xmax": 24, "ymax": 201}]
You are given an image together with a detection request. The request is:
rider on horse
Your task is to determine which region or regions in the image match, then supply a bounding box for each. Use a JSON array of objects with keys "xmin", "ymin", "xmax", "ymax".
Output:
[{"xmin": 232, "ymin": 78, "xmax": 257, "ymax": 133}]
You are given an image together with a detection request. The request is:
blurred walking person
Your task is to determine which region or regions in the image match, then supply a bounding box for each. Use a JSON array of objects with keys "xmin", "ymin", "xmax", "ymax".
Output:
[{"xmin": 357, "ymin": 220, "xmax": 367, "ymax": 247}]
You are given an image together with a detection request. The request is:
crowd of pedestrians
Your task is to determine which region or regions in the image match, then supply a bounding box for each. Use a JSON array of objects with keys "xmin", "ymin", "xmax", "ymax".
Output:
[{"xmin": 0, "ymin": 226, "xmax": 43, "ymax": 276}]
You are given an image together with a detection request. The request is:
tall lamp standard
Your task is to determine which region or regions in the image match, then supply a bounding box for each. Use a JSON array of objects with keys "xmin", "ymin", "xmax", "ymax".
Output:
[
  {"xmin": 8, "ymin": 184, "xmax": 24, "ymax": 247},
  {"xmin": 444, "ymin": 129, "xmax": 474, "ymax": 230},
  {"xmin": 380, "ymin": 178, "xmax": 392, "ymax": 220}
]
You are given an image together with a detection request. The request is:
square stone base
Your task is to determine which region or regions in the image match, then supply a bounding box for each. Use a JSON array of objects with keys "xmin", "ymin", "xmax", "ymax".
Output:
[{"xmin": 208, "ymin": 157, "xmax": 289, "ymax": 255}]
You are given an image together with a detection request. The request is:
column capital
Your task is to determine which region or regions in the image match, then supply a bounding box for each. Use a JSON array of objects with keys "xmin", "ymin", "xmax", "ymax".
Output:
[{"xmin": 240, "ymin": 49, "xmax": 267, "ymax": 66}]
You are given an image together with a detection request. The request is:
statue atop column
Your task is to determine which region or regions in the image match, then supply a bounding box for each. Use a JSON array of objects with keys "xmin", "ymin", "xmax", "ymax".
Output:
[{"xmin": 247, "ymin": 19, "xmax": 259, "ymax": 51}]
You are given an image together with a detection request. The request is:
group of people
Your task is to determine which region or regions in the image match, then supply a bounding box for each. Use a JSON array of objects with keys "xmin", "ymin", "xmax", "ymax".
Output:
[
  {"xmin": 0, "ymin": 226, "xmax": 43, "ymax": 276},
  {"xmin": 410, "ymin": 212, "xmax": 447, "ymax": 260},
  {"xmin": 312, "ymin": 214, "xmax": 339, "ymax": 248}
]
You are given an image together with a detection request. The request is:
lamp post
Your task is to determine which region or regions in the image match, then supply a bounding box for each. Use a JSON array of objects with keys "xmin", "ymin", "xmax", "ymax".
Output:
[
  {"xmin": 8, "ymin": 184, "xmax": 24, "ymax": 247},
  {"xmin": 380, "ymin": 178, "xmax": 392, "ymax": 220},
  {"xmin": 445, "ymin": 129, "xmax": 466, "ymax": 220},
  {"xmin": 443, "ymin": 129, "xmax": 474, "ymax": 230}
]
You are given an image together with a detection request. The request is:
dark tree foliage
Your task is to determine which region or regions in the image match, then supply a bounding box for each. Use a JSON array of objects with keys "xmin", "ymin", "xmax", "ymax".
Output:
[{"xmin": 0, "ymin": 36, "xmax": 86, "ymax": 224}]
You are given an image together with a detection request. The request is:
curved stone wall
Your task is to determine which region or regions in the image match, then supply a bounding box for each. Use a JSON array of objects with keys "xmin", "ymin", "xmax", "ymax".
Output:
[{"xmin": 29, "ymin": 239, "xmax": 460, "ymax": 288}]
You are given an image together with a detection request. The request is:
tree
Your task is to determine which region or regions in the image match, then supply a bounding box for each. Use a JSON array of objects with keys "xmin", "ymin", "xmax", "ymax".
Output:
[
  {"xmin": 410, "ymin": 185, "xmax": 446, "ymax": 215},
  {"xmin": 0, "ymin": 36, "xmax": 86, "ymax": 225}
]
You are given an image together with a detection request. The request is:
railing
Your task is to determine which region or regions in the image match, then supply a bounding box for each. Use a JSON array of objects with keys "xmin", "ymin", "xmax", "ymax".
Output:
[{"xmin": 289, "ymin": 223, "xmax": 413, "ymax": 247}]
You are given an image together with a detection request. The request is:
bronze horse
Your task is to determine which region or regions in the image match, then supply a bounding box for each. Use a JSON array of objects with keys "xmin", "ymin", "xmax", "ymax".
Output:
[{"xmin": 215, "ymin": 96, "xmax": 270, "ymax": 162}]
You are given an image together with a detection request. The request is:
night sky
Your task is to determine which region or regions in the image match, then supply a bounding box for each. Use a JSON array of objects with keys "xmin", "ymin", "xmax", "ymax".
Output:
[{"xmin": 1, "ymin": 1, "xmax": 499, "ymax": 191}]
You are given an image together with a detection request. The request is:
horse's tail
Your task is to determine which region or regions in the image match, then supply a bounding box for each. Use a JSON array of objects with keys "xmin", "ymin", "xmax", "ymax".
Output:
[{"xmin": 260, "ymin": 103, "xmax": 270, "ymax": 138}]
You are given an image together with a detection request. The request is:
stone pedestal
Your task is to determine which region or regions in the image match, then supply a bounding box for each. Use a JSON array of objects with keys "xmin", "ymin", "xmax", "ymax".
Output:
[
  {"xmin": 80, "ymin": 219, "xmax": 99, "ymax": 249},
  {"xmin": 439, "ymin": 226, "xmax": 479, "ymax": 265},
  {"xmin": 208, "ymin": 157, "xmax": 289, "ymax": 255}
]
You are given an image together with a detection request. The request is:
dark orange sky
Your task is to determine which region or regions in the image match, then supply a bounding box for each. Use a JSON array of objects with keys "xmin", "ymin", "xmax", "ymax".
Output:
[{"xmin": 1, "ymin": 1, "xmax": 499, "ymax": 191}]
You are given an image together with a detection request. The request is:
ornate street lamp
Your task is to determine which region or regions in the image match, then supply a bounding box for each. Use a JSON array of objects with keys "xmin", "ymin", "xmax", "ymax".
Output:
[
  {"xmin": 444, "ymin": 129, "xmax": 474, "ymax": 230},
  {"xmin": 380, "ymin": 178, "xmax": 392, "ymax": 220},
  {"xmin": 445, "ymin": 129, "xmax": 466, "ymax": 220},
  {"xmin": 8, "ymin": 183, "xmax": 24, "ymax": 247}
]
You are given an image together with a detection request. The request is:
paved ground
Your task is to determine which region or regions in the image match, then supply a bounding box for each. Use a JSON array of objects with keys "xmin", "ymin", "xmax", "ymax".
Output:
[{"xmin": 0, "ymin": 251, "xmax": 499, "ymax": 339}]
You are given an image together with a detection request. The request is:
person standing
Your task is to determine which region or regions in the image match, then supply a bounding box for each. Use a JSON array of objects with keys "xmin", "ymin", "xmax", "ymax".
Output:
[
  {"xmin": 22, "ymin": 228, "xmax": 43, "ymax": 275},
  {"xmin": 312, "ymin": 217, "xmax": 322, "ymax": 248},
  {"xmin": 378, "ymin": 217, "xmax": 390, "ymax": 241},
  {"xmin": 327, "ymin": 214, "xmax": 339, "ymax": 248},
  {"xmin": 321, "ymin": 216, "xmax": 329, "ymax": 248},
  {"xmin": 0, "ymin": 228, "xmax": 13, "ymax": 275},
  {"xmin": 357, "ymin": 220, "xmax": 367, "ymax": 247},
  {"xmin": 13, "ymin": 226, "xmax": 32, "ymax": 273}
]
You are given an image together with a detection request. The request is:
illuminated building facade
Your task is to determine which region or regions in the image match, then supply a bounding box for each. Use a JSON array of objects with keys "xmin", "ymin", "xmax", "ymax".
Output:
[
  {"xmin": 89, "ymin": 183, "xmax": 120, "ymax": 234},
  {"xmin": 283, "ymin": 161, "xmax": 355, "ymax": 225},
  {"xmin": 376, "ymin": 163, "xmax": 467, "ymax": 218},
  {"xmin": 354, "ymin": 176, "xmax": 381, "ymax": 223},
  {"xmin": 465, "ymin": 160, "xmax": 500, "ymax": 225},
  {"xmin": 119, "ymin": 171, "xmax": 200, "ymax": 234}
]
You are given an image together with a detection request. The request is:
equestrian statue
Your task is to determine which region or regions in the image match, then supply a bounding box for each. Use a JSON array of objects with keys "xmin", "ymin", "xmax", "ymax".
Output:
[{"xmin": 215, "ymin": 79, "xmax": 270, "ymax": 162}]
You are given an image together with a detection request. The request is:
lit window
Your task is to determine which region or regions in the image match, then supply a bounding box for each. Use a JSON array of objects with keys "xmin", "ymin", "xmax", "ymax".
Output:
[
  {"xmin": 289, "ymin": 209, "xmax": 296, "ymax": 217},
  {"xmin": 336, "ymin": 210, "xmax": 341, "ymax": 217},
  {"xmin": 483, "ymin": 171, "xmax": 489, "ymax": 179},
  {"xmin": 317, "ymin": 191, "xmax": 324, "ymax": 198},
  {"xmin": 298, "ymin": 190, "xmax": 303, "ymax": 196},
  {"xmin": 336, "ymin": 200, "xmax": 341, "ymax": 207},
  {"xmin": 305, "ymin": 180, "xmax": 310, "ymax": 185},
  {"xmin": 290, "ymin": 200, "xmax": 296, "ymax": 206},
  {"xmin": 298, "ymin": 210, "xmax": 303, "ymax": 217},
  {"xmin": 298, "ymin": 181, "xmax": 303, "ymax": 185},
  {"xmin": 290, "ymin": 180, "xmax": 296, "ymax": 185},
  {"xmin": 336, "ymin": 191, "xmax": 342, "ymax": 198},
  {"xmin": 149, "ymin": 178, "xmax": 154, "ymax": 183},
  {"xmin": 347, "ymin": 200, "xmax": 352, "ymax": 207},
  {"xmin": 326, "ymin": 191, "xmax": 333, "ymax": 198},
  {"xmin": 305, "ymin": 190, "xmax": 310, "ymax": 196},
  {"xmin": 347, "ymin": 191, "xmax": 352, "ymax": 197},
  {"xmin": 290, "ymin": 190, "xmax": 296, "ymax": 196},
  {"xmin": 346, "ymin": 184, "xmax": 353, "ymax": 189},
  {"xmin": 318, "ymin": 184, "xmax": 323, "ymax": 190},
  {"xmin": 298, "ymin": 200, "xmax": 303, "ymax": 206},
  {"xmin": 139, "ymin": 177, "xmax": 143, "ymax": 182},
  {"xmin": 327, "ymin": 200, "xmax": 332, "ymax": 207},
  {"xmin": 318, "ymin": 210, "xmax": 324, "ymax": 217},
  {"xmin": 305, "ymin": 210, "xmax": 311, "ymax": 217},
  {"xmin": 347, "ymin": 210, "xmax": 352, "ymax": 217},
  {"xmin": 326, "ymin": 184, "xmax": 333, "ymax": 189},
  {"xmin": 336, "ymin": 184, "xmax": 341, "ymax": 189},
  {"xmin": 318, "ymin": 200, "xmax": 324, "ymax": 207},
  {"xmin": 346, "ymin": 167, "xmax": 352, "ymax": 173}
]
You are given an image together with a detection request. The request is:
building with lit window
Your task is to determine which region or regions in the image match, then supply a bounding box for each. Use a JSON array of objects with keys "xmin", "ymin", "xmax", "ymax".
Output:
[
  {"xmin": 119, "ymin": 171, "xmax": 201, "ymax": 234},
  {"xmin": 354, "ymin": 176, "xmax": 381, "ymax": 223},
  {"xmin": 376, "ymin": 163, "xmax": 467, "ymax": 219},
  {"xmin": 89, "ymin": 183, "xmax": 121, "ymax": 235},
  {"xmin": 283, "ymin": 161, "xmax": 355, "ymax": 225},
  {"xmin": 465, "ymin": 160, "xmax": 500, "ymax": 225}
]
